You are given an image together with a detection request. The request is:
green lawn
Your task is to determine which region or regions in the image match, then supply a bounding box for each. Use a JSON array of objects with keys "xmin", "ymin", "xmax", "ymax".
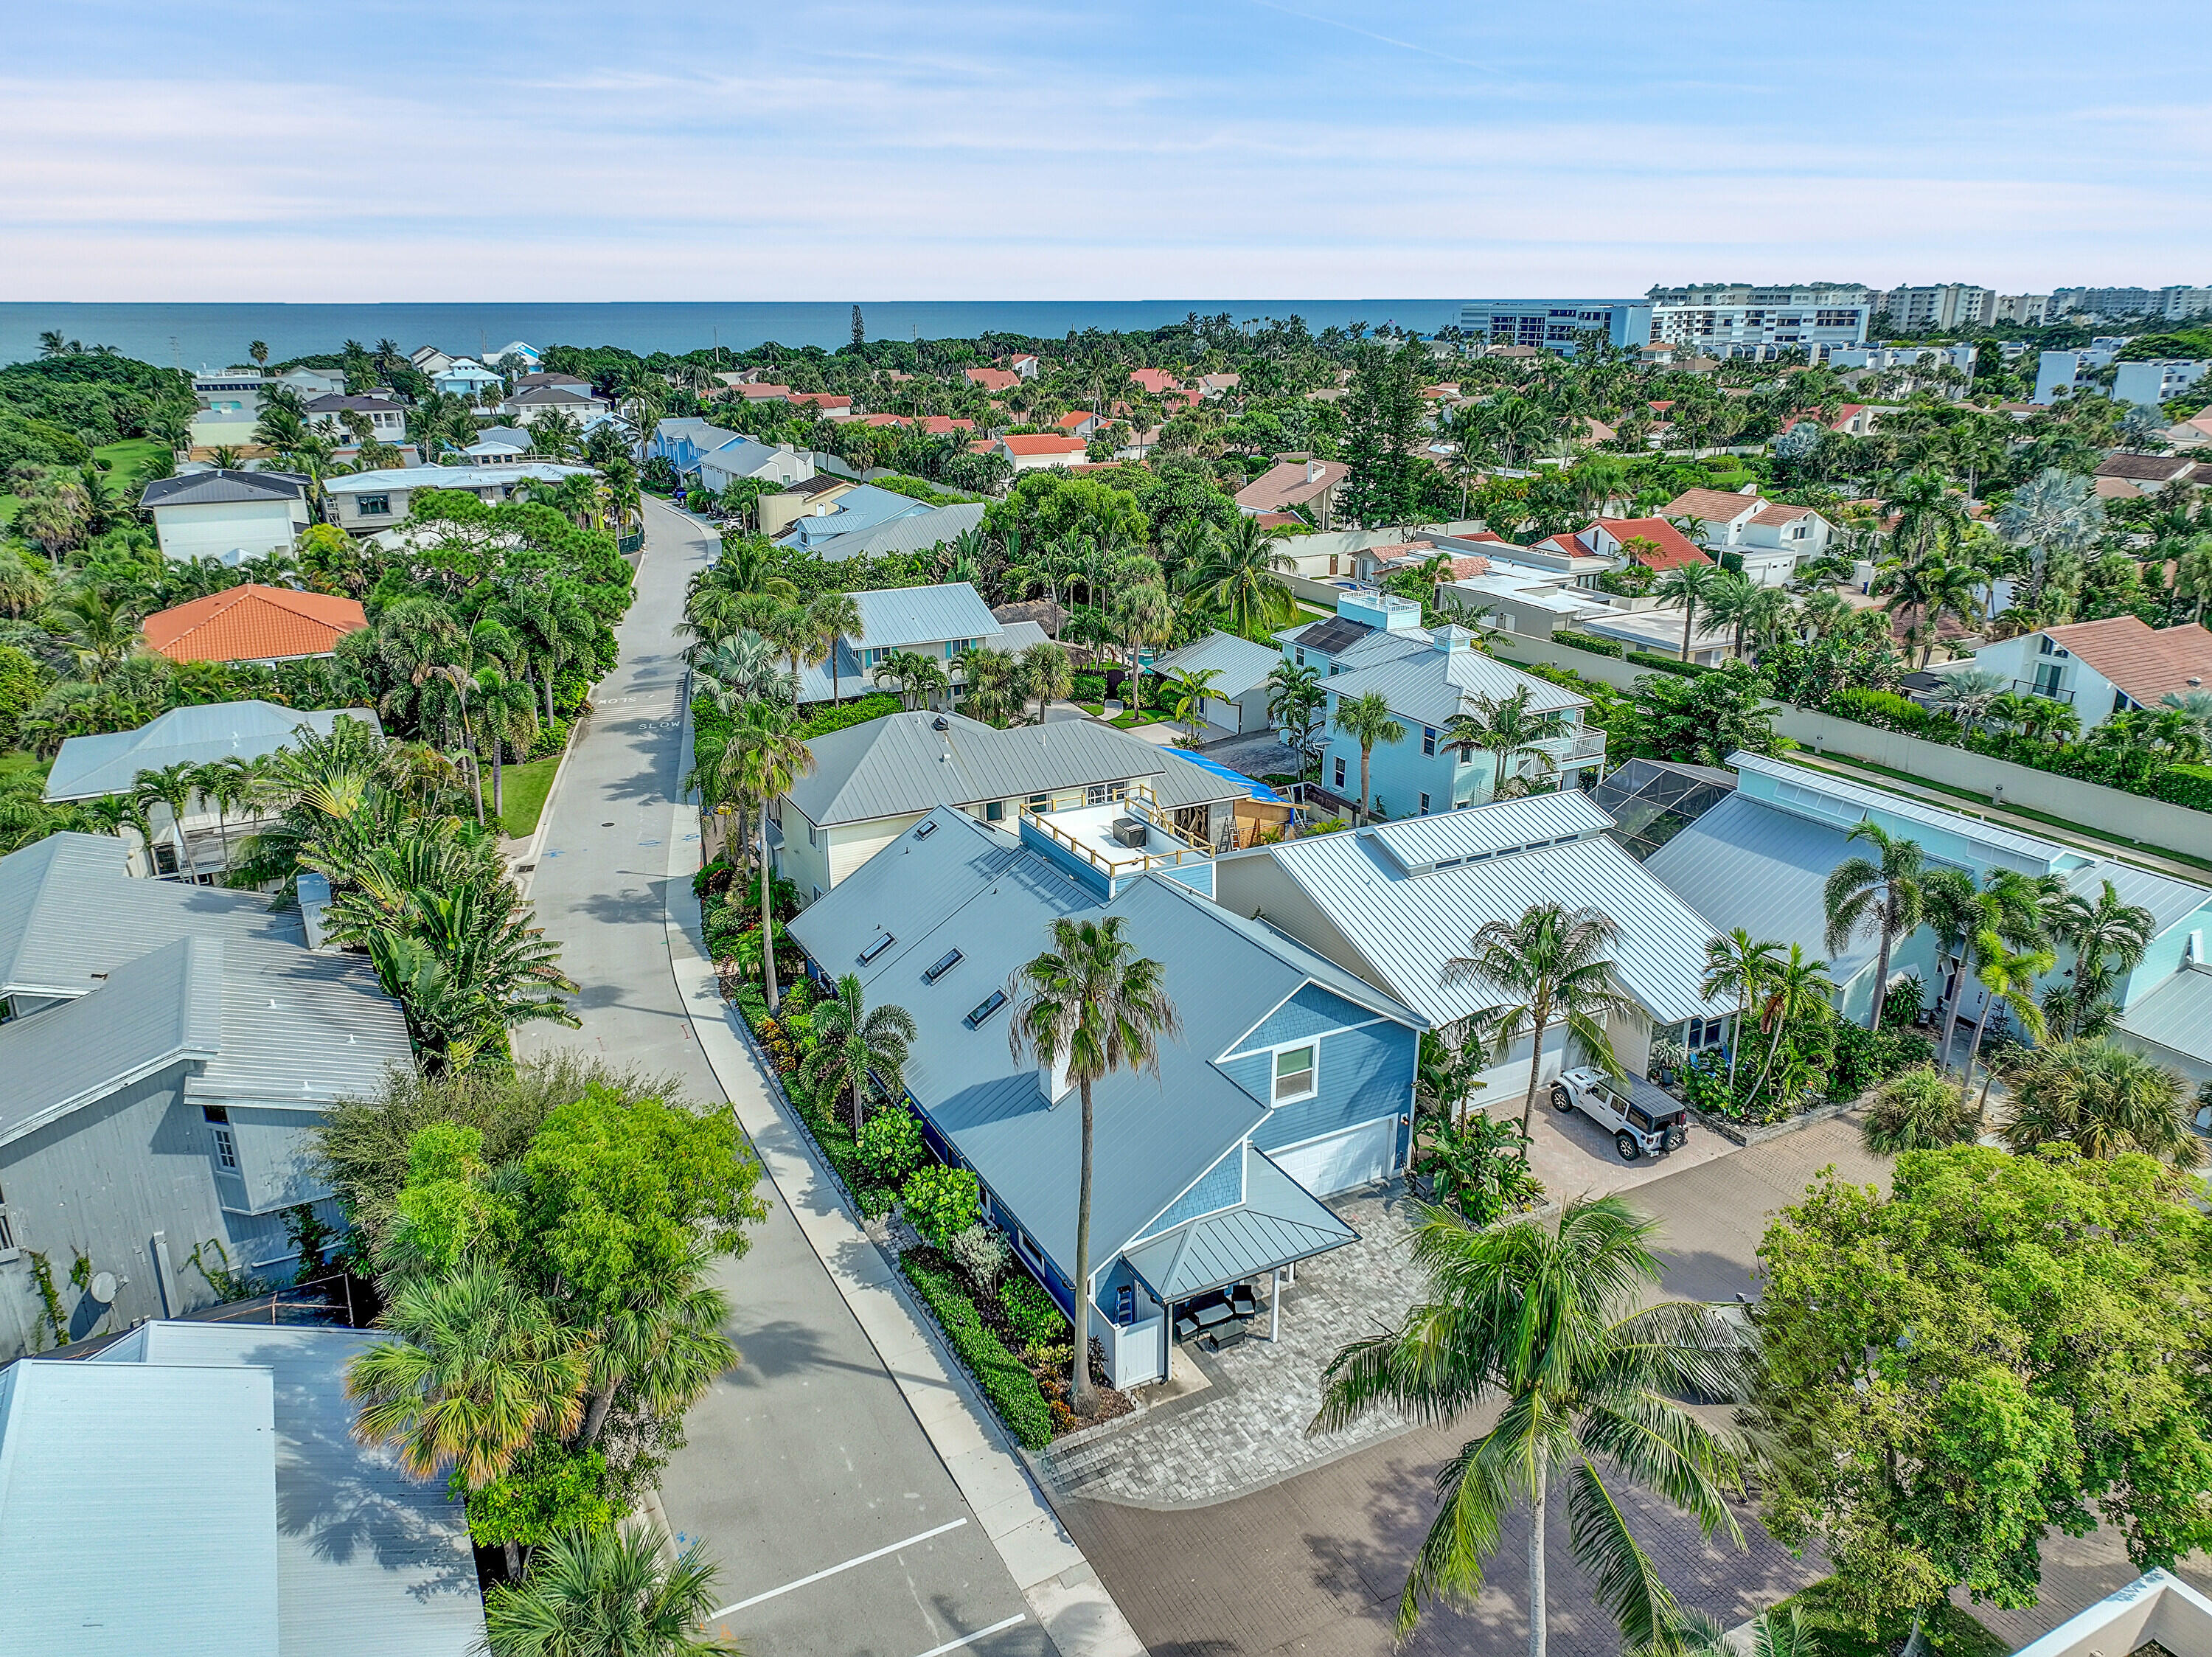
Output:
[
  {"xmin": 1, "ymin": 436, "xmax": 172, "ymax": 526},
  {"xmin": 0, "ymin": 751, "xmax": 47, "ymax": 787},
  {"xmin": 1788, "ymin": 751, "xmax": 2212, "ymax": 874},
  {"xmin": 497, "ymin": 756, "xmax": 560, "ymax": 841}
]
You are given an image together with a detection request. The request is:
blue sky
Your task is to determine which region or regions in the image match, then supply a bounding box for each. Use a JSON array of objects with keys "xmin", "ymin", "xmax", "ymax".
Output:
[{"xmin": 5, "ymin": 1, "xmax": 2208, "ymax": 301}]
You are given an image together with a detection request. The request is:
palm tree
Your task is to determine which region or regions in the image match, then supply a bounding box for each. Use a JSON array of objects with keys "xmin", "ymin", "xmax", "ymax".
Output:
[
  {"xmin": 1964, "ymin": 928, "xmax": 2053, "ymax": 1121},
  {"xmin": 1874, "ymin": 553, "xmax": 1983, "ymax": 667},
  {"xmin": 1333, "ymin": 690, "xmax": 1405, "ymax": 822},
  {"xmin": 1881, "ymin": 467, "xmax": 1970, "ymax": 564},
  {"xmin": 695, "ymin": 630, "xmax": 792, "ymax": 707},
  {"xmin": 1700, "ymin": 930, "xmax": 1784, "ymax": 1096},
  {"xmin": 1022, "ymin": 640, "xmax": 1073, "ymax": 721},
  {"xmin": 1694, "ymin": 568, "xmax": 1761, "ymax": 659},
  {"xmin": 1995, "ymin": 467, "xmax": 2102, "ymax": 611},
  {"xmin": 874, "ymin": 650, "xmax": 947, "ymax": 712},
  {"xmin": 1439, "ymin": 687, "xmax": 1562, "ymax": 802},
  {"xmin": 475, "ymin": 667, "xmax": 542, "ymax": 822},
  {"xmin": 1311, "ymin": 1197, "xmax": 1753, "ymax": 1650},
  {"xmin": 1822, "ymin": 821, "xmax": 1926, "ymax": 1031},
  {"xmin": 1743, "ymin": 945, "xmax": 1838, "ymax": 1106},
  {"xmin": 1164, "ymin": 666, "xmax": 1222, "ymax": 741},
  {"xmin": 2049, "ymin": 878, "xmax": 2155, "ymax": 1024},
  {"xmin": 1006, "ymin": 915, "xmax": 1180, "ymax": 1418},
  {"xmin": 1860, "ymin": 1065, "xmax": 1978, "ymax": 1153},
  {"xmin": 1916, "ymin": 868, "xmax": 1983, "ymax": 1071},
  {"xmin": 730, "ymin": 701, "xmax": 814, "ymax": 1015},
  {"xmin": 2000, "ymin": 1039, "xmax": 2202, "ymax": 1166},
  {"xmin": 482, "ymin": 1524, "xmax": 737, "ymax": 1656},
  {"xmin": 573, "ymin": 1242, "xmax": 736, "ymax": 1453},
  {"xmin": 1266, "ymin": 659, "xmax": 1326, "ymax": 769},
  {"xmin": 1444, "ymin": 903, "xmax": 1639, "ymax": 1136},
  {"xmin": 347, "ymin": 1262, "xmax": 588, "ymax": 1577},
  {"xmin": 808, "ymin": 590, "xmax": 862, "ymax": 704},
  {"xmin": 801, "ymin": 972, "xmax": 919, "ymax": 1136},
  {"xmin": 1655, "ymin": 561, "xmax": 1725, "ymax": 661},
  {"xmin": 1191, "ymin": 516, "xmax": 1295, "ymax": 638},
  {"xmin": 133, "ymin": 761, "xmax": 204, "ymax": 880},
  {"xmin": 194, "ymin": 754, "xmax": 262, "ymax": 873}
]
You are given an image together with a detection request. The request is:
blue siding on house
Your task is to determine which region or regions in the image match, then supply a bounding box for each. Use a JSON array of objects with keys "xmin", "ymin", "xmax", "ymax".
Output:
[
  {"xmin": 1133, "ymin": 1144, "xmax": 1245, "ymax": 1240},
  {"xmin": 1251, "ymin": 1015, "xmax": 1416, "ymax": 1155},
  {"xmin": 1231, "ymin": 982, "xmax": 1381, "ymax": 1052}
]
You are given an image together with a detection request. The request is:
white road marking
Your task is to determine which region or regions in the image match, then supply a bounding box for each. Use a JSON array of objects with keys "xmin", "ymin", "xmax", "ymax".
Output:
[
  {"xmin": 911, "ymin": 1614, "xmax": 1027, "ymax": 1656},
  {"xmin": 707, "ymin": 1518, "xmax": 969, "ymax": 1617}
]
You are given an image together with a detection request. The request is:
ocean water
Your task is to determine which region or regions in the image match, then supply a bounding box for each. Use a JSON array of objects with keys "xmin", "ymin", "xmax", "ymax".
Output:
[{"xmin": 0, "ymin": 299, "xmax": 1460, "ymax": 372}]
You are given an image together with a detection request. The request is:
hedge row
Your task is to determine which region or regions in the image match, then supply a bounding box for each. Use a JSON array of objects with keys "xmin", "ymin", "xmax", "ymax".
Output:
[
  {"xmin": 1627, "ymin": 650, "xmax": 1713, "ymax": 678},
  {"xmin": 900, "ymin": 1253, "xmax": 1056, "ymax": 1449},
  {"xmin": 1555, "ymin": 631, "xmax": 1625, "ymax": 658}
]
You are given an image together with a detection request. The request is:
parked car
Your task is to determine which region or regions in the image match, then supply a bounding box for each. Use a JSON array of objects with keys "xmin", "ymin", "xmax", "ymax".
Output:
[{"xmin": 1550, "ymin": 1066, "xmax": 1690, "ymax": 1161}]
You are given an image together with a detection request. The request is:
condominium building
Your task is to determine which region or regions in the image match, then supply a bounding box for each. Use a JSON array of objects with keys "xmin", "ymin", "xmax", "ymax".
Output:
[
  {"xmin": 1993, "ymin": 293, "xmax": 2051, "ymax": 326},
  {"xmin": 1645, "ymin": 284, "xmax": 1871, "ymax": 352},
  {"xmin": 2052, "ymin": 286, "xmax": 2212, "ymax": 321},
  {"xmin": 1457, "ymin": 299, "xmax": 1653, "ymax": 355},
  {"xmin": 2112, "ymin": 360, "xmax": 2212, "ymax": 407},
  {"xmin": 1876, "ymin": 285, "xmax": 1994, "ymax": 330}
]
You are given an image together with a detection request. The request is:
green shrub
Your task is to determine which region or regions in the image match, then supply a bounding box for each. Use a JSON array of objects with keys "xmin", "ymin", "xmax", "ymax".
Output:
[
  {"xmin": 460, "ymin": 1441, "xmax": 616, "ymax": 1548},
  {"xmin": 1070, "ymin": 673, "xmax": 1108, "ymax": 699},
  {"xmin": 1626, "ymin": 650, "xmax": 1711, "ymax": 677},
  {"xmin": 1556, "ymin": 631, "xmax": 1625, "ymax": 658},
  {"xmin": 799, "ymin": 692, "xmax": 903, "ymax": 740},
  {"xmin": 901, "ymin": 1252, "xmax": 1054, "ymax": 1448},
  {"xmin": 1831, "ymin": 1021, "xmax": 1934, "ymax": 1099},
  {"xmin": 2154, "ymin": 763, "xmax": 2212, "ymax": 812},
  {"xmin": 855, "ymin": 1108, "xmax": 925, "ymax": 1186},
  {"xmin": 999, "ymin": 1274, "xmax": 1068, "ymax": 1349},
  {"xmin": 901, "ymin": 1165, "xmax": 981, "ymax": 1247}
]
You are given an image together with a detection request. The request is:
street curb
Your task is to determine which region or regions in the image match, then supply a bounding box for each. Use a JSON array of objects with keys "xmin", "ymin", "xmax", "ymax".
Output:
[
  {"xmin": 509, "ymin": 697, "xmax": 591, "ymax": 897},
  {"xmin": 650, "ymin": 532, "xmax": 1147, "ymax": 1657}
]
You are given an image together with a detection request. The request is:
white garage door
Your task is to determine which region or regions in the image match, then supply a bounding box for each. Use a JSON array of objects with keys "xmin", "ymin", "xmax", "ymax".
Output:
[{"xmin": 1271, "ymin": 1117, "xmax": 1398, "ymax": 1195}]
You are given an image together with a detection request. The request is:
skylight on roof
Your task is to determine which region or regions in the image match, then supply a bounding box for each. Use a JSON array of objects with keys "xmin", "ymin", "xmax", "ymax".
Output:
[
  {"xmin": 964, "ymin": 989, "xmax": 1007, "ymax": 1029},
  {"xmin": 922, "ymin": 948, "xmax": 964, "ymax": 984},
  {"xmin": 914, "ymin": 820, "xmax": 938, "ymax": 839},
  {"xmin": 858, "ymin": 932, "xmax": 895, "ymax": 963}
]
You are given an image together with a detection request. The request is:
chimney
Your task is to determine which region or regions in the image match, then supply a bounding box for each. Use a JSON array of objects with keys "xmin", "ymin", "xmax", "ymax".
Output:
[
  {"xmin": 1306, "ymin": 459, "xmax": 1324, "ymax": 484},
  {"xmin": 1040, "ymin": 1052, "xmax": 1075, "ymax": 1106}
]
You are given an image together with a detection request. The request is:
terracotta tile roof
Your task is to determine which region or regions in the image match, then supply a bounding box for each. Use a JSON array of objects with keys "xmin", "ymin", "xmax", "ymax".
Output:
[
  {"xmin": 998, "ymin": 434, "xmax": 1088, "ymax": 456},
  {"xmin": 855, "ymin": 412, "xmax": 907, "ymax": 427},
  {"xmin": 1586, "ymin": 517, "xmax": 1710, "ymax": 571},
  {"xmin": 789, "ymin": 392, "xmax": 852, "ymax": 411},
  {"xmin": 1130, "ymin": 368, "xmax": 1180, "ymax": 395},
  {"xmin": 1750, "ymin": 503, "xmax": 1814, "ymax": 527},
  {"xmin": 965, "ymin": 367, "xmax": 1020, "ymax": 392},
  {"xmin": 1054, "ymin": 410, "xmax": 1093, "ymax": 431},
  {"xmin": 739, "ymin": 383, "xmax": 793, "ymax": 400},
  {"xmin": 1445, "ymin": 555, "xmax": 1490, "ymax": 580},
  {"xmin": 2093, "ymin": 475, "xmax": 2141, "ymax": 500},
  {"xmin": 1363, "ymin": 541, "xmax": 1439, "ymax": 565},
  {"xmin": 1253, "ymin": 513, "xmax": 1303, "ymax": 529},
  {"xmin": 142, "ymin": 584, "xmax": 368, "ymax": 664},
  {"xmin": 917, "ymin": 415, "xmax": 975, "ymax": 435},
  {"xmin": 2042, "ymin": 616, "xmax": 2212, "ymax": 708},
  {"xmin": 1662, "ymin": 487, "xmax": 1760, "ymax": 524}
]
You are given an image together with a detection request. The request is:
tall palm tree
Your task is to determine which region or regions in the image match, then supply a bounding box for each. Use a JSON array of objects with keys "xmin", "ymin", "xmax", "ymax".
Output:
[
  {"xmin": 1006, "ymin": 915, "xmax": 1180, "ymax": 1418},
  {"xmin": 1880, "ymin": 466, "xmax": 1971, "ymax": 564},
  {"xmin": 1164, "ymin": 666, "xmax": 1222, "ymax": 741},
  {"xmin": 1700, "ymin": 930, "xmax": 1784, "ymax": 1095},
  {"xmin": 874, "ymin": 650, "xmax": 947, "ymax": 712},
  {"xmin": 1874, "ymin": 552, "xmax": 1983, "ymax": 667},
  {"xmin": 1822, "ymin": 821, "xmax": 1927, "ymax": 1032},
  {"xmin": 133, "ymin": 761, "xmax": 204, "ymax": 880},
  {"xmin": 573, "ymin": 1242, "xmax": 737, "ymax": 1453},
  {"xmin": 695, "ymin": 630, "xmax": 793, "ymax": 706},
  {"xmin": 801, "ymin": 972, "xmax": 919, "ymax": 1136},
  {"xmin": 1439, "ymin": 687, "xmax": 1562, "ymax": 802},
  {"xmin": 1022, "ymin": 640, "xmax": 1073, "ymax": 721},
  {"xmin": 475, "ymin": 667, "xmax": 541, "ymax": 822},
  {"xmin": 1654, "ymin": 561, "xmax": 1725, "ymax": 661},
  {"xmin": 730, "ymin": 701, "xmax": 814, "ymax": 1015},
  {"xmin": 2048, "ymin": 878, "xmax": 2155, "ymax": 1024},
  {"xmin": 808, "ymin": 590, "xmax": 863, "ymax": 704},
  {"xmin": 1312, "ymin": 1197, "xmax": 1753, "ymax": 1650},
  {"xmin": 1191, "ymin": 516, "xmax": 1295, "ymax": 639},
  {"xmin": 1916, "ymin": 868, "xmax": 1983, "ymax": 1071},
  {"xmin": 482, "ymin": 1524, "xmax": 737, "ymax": 1656},
  {"xmin": 1964, "ymin": 928, "xmax": 2053, "ymax": 1121},
  {"xmin": 1333, "ymin": 690, "xmax": 1405, "ymax": 822},
  {"xmin": 194, "ymin": 754, "xmax": 262, "ymax": 873},
  {"xmin": 1743, "ymin": 945, "xmax": 1838, "ymax": 1106},
  {"xmin": 1693, "ymin": 567, "xmax": 1761, "ymax": 659},
  {"xmin": 1266, "ymin": 659, "xmax": 1326, "ymax": 768},
  {"xmin": 1444, "ymin": 903, "xmax": 1639, "ymax": 1135},
  {"xmin": 2001, "ymin": 1039, "xmax": 2202, "ymax": 1166},
  {"xmin": 347, "ymin": 1262, "xmax": 588, "ymax": 1577},
  {"xmin": 1995, "ymin": 467, "xmax": 2102, "ymax": 611}
]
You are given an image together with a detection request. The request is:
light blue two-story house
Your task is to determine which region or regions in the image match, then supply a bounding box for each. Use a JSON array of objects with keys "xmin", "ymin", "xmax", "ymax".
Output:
[
  {"xmin": 1276, "ymin": 592, "xmax": 1606, "ymax": 818},
  {"xmin": 786, "ymin": 799, "xmax": 1424, "ymax": 1389}
]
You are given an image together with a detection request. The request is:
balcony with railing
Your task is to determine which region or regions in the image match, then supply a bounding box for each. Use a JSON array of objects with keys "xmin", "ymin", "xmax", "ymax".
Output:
[
  {"xmin": 1019, "ymin": 782, "xmax": 1215, "ymax": 900},
  {"xmin": 2012, "ymin": 679, "xmax": 2074, "ymax": 704},
  {"xmin": 1530, "ymin": 727, "xmax": 1610, "ymax": 770}
]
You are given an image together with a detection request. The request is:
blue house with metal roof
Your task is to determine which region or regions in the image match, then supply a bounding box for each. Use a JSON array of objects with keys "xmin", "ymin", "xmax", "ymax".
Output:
[{"xmin": 785, "ymin": 800, "xmax": 1425, "ymax": 1389}]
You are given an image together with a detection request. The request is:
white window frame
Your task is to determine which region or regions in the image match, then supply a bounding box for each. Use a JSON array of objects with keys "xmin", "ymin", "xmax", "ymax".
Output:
[
  {"xmin": 1270, "ymin": 1041, "xmax": 1318, "ymax": 1105},
  {"xmin": 211, "ymin": 1123, "xmax": 239, "ymax": 1171}
]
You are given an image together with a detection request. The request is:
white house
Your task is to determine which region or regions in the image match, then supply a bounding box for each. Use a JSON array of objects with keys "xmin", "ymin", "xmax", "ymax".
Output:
[
  {"xmin": 695, "ymin": 436, "xmax": 815, "ymax": 495},
  {"xmin": 2112, "ymin": 359, "xmax": 2212, "ymax": 408},
  {"xmin": 321, "ymin": 463, "xmax": 593, "ymax": 533},
  {"xmin": 1150, "ymin": 632, "xmax": 1287, "ymax": 735},
  {"xmin": 301, "ymin": 393, "xmax": 407, "ymax": 443},
  {"xmin": 1956, "ymin": 615, "xmax": 2212, "ymax": 731},
  {"xmin": 1660, "ymin": 486, "xmax": 1834, "ymax": 586},
  {"xmin": 431, "ymin": 358, "xmax": 505, "ymax": 399},
  {"xmin": 990, "ymin": 434, "xmax": 1090, "ymax": 473},
  {"xmin": 139, "ymin": 469, "xmax": 312, "ymax": 565},
  {"xmin": 501, "ymin": 383, "xmax": 612, "ymax": 427}
]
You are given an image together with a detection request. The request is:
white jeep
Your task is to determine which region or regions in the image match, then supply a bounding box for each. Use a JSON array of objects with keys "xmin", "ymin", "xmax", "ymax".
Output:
[{"xmin": 1550, "ymin": 1067, "xmax": 1691, "ymax": 1161}]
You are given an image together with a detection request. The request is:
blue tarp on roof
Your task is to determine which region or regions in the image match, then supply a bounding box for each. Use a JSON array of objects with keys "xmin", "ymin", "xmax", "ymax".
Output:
[{"xmin": 1169, "ymin": 750, "xmax": 1282, "ymax": 803}]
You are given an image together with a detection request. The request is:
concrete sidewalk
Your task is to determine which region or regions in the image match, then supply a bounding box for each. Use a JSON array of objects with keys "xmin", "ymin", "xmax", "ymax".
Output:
[{"xmin": 659, "ymin": 764, "xmax": 1146, "ymax": 1656}]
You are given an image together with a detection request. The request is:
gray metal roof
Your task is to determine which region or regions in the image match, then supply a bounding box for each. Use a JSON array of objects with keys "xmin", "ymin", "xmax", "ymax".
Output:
[
  {"xmin": 322, "ymin": 463, "xmax": 588, "ymax": 495},
  {"xmin": 84, "ymin": 1322, "xmax": 485, "ymax": 1656},
  {"xmin": 813, "ymin": 502, "xmax": 986, "ymax": 563},
  {"xmin": 1152, "ymin": 631, "xmax": 1285, "ymax": 701},
  {"xmin": 142, "ymin": 469, "xmax": 310, "ymax": 508},
  {"xmin": 0, "ymin": 833, "xmax": 302, "ymax": 1000},
  {"xmin": 0, "ymin": 1353, "xmax": 282, "ymax": 1656},
  {"xmin": 852, "ymin": 582, "xmax": 1001, "ymax": 650},
  {"xmin": 1122, "ymin": 1144, "xmax": 1356, "ymax": 1302},
  {"xmin": 0, "ymin": 931, "xmax": 408, "ymax": 1144},
  {"xmin": 786, "ymin": 807, "xmax": 1417, "ymax": 1279},
  {"xmin": 2117, "ymin": 966, "xmax": 2212, "ymax": 1066},
  {"xmin": 1642, "ymin": 791, "xmax": 1880, "ymax": 989},
  {"xmin": 1248, "ymin": 809, "xmax": 1718, "ymax": 1027},
  {"xmin": 46, "ymin": 703, "xmax": 383, "ymax": 802},
  {"xmin": 785, "ymin": 711, "xmax": 1242, "ymax": 827},
  {"xmin": 1729, "ymin": 751, "xmax": 2067, "ymax": 868},
  {"xmin": 2067, "ymin": 859, "xmax": 2211, "ymax": 942},
  {"xmin": 1325, "ymin": 639, "xmax": 1587, "ymax": 729},
  {"xmin": 1366, "ymin": 790, "xmax": 1612, "ymax": 872}
]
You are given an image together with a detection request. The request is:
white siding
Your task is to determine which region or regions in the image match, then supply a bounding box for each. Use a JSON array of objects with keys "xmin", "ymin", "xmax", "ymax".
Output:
[{"xmin": 153, "ymin": 499, "xmax": 305, "ymax": 563}]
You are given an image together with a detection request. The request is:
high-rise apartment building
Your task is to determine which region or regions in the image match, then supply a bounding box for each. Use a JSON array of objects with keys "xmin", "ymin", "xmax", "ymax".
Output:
[
  {"xmin": 1644, "ymin": 285, "xmax": 1871, "ymax": 352},
  {"xmin": 1457, "ymin": 299, "xmax": 1654, "ymax": 355},
  {"xmin": 2051, "ymin": 286, "xmax": 2212, "ymax": 321},
  {"xmin": 1876, "ymin": 285, "xmax": 1994, "ymax": 330}
]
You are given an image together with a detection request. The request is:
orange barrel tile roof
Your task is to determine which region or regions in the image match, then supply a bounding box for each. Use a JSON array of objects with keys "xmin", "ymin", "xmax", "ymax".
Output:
[{"xmin": 142, "ymin": 583, "xmax": 369, "ymax": 664}]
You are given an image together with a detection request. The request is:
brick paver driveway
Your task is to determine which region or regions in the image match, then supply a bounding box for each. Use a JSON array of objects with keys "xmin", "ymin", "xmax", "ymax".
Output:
[{"xmin": 1054, "ymin": 1118, "xmax": 1889, "ymax": 1657}]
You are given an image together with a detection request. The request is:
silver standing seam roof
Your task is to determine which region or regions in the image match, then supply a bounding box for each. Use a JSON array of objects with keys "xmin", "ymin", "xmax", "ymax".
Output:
[
  {"xmin": 2117, "ymin": 968, "xmax": 2212, "ymax": 1066},
  {"xmin": 1237, "ymin": 802, "xmax": 1717, "ymax": 1028},
  {"xmin": 812, "ymin": 501, "xmax": 987, "ymax": 563},
  {"xmin": 1323, "ymin": 637, "xmax": 1587, "ymax": 728},
  {"xmin": 142, "ymin": 469, "xmax": 311, "ymax": 509},
  {"xmin": 1728, "ymin": 751, "xmax": 2069, "ymax": 868},
  {"xmin": 852, "ymin": 581, "xmax": 1001, "ymax": 649},
  {"xmin": 2065, "ymin": 859, "xmax": 2211, "ymax": 941},
  {"xmin": 785, "ymin": 710, "xmax": 1243, "ymax": 827},
  {"xmin": 46, "ymin": 703, "xmax": 383, "ymax": 802},
  {"xmin": 785, "ymin": 807, "xmax": 1419, "ymax": 1281},
  {"xmin": 1122, "ymin": 1144, "xmax": 1357, "ymax": 1302},
  {"xmin": 1150, "ymin": 631, "xmax": 1287, "ymax": 701}
]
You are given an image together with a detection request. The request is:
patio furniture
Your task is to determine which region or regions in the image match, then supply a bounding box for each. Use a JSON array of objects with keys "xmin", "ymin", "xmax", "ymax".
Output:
[
  {"xmin": 1174, "ymin": 1313, "xmax": 1200, "ymax": 1342},
  {"xmin": 1193, "ymin": 1300, "xmax": 1235, "ymax": 1331},
  {"xmin": 1228, "ymin": 1285, "xmax": 1259, "ymax": 1319},
  {"xmin": 1204, "ymin": 1322, "xmax": 1248, "ymax": 1354}
]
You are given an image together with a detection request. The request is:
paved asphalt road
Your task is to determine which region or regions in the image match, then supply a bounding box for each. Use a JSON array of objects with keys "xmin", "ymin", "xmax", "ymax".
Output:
[
  {"xmin": 1055, "ymin": 1120, "xmax": 1892, "ymax": 1657},
  {"xmin": 516, "ymin": 496, "xmax": 1048, "ymax": 1657}
]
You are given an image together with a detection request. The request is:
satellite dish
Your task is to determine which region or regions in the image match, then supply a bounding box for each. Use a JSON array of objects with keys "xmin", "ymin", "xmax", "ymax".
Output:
[{"xmin": 89, "ymin": 1271, "xmax": 117, "ymax": 1305}]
